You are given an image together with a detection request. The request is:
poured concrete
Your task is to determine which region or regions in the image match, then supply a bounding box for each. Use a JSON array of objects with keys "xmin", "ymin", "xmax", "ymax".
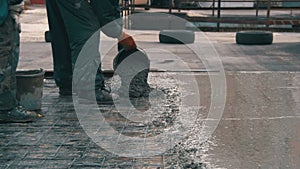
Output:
[
  {"xmin": 190, "ymin": 72, "xmax": 300, "ymax": 168},
  {"xmin": 2, "ymin": 72, "xmax": 300, "ymax": 168}
]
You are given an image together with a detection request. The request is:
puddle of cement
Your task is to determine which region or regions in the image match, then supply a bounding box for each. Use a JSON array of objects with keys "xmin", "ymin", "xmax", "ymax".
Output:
[
  {"xmin": 148, "ymin": 71, "xmax": 300, "ymax": 169},
  {"xmin": 77, "ymin": 71, "xmax": 300, "ymax": 168}
]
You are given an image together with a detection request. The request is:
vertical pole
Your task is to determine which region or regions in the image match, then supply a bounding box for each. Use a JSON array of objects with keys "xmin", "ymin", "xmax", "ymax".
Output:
[
  {"xmin": 266, "ymin": 0, "xmax": 271, "ymax": 29},
  {"xmin": 212, "ymin": 0, "xmax": 215, "ymax": 16},
  {"xmin": 120, "ymin": 0, "xmax": 123, "ymax": 17},
  {"xmin": 256, "ymin": 0, "xmax": 259, "ymax": 17},
  {"xmin": 217, "ymin": 0, "xmax": 221, "ymax": 32},
  {"xmin": 169, "ymin": 0, "xmax": 172, "ymax": 13},
  {"xmin": 132, "ymin": 0, "xmax": 135, "ymax": 14}
]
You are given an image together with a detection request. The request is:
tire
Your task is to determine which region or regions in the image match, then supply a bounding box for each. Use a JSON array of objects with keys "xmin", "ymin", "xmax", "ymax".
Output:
[
  {"xmin": 45, "ymin": 31, "xmax": 51, "ymax": 43},
  {"xmin": 159, "ymin": 30, "xmax": 195, "ymax": 44},
  {"xmin": 236, "ymin": 31, "xmax": 273, "ymax": 45}
]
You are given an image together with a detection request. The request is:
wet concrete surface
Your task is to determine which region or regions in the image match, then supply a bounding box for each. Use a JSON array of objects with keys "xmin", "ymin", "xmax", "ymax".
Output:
[
  {"xmin": 196, "ymin": 72, "xmax": 300, "ymax": 169},
  {"xmin": 1, "ymin": 72, "xmax": 300, "ymax": 168}
]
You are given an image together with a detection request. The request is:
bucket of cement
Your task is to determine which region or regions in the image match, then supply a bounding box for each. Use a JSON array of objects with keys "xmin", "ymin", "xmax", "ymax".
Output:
[
  {"xmin": 16, "ymin": 69, "xmax": 45, "ymax": 110},
  {"xmin": 113, "ymin": 48, "xmax": 151, "ymax": 98}
]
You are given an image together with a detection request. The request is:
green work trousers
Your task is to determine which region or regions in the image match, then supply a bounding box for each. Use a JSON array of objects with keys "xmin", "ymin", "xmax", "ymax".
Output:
[{"xmin": 46, "ymin": 0, "xmax": 105, "ymax": 91}]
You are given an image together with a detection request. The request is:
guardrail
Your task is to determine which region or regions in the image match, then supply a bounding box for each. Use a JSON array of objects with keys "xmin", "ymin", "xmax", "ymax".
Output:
[
  {"xmin": 184, "ymin": 0, "xmax": 300, "ymax": 31},
  {"xmin": 183, "ymin": 1, "xmax": 299, "ymax": 31},
  {"xmin": 121, "ymin": 0, "xmax": 300, "ymax": 31}
]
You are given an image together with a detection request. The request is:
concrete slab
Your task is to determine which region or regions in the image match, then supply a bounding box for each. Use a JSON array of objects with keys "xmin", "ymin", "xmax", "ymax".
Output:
[
  {"xmin": 1, "ymin": 72, "xmax": 300, "ymax": 168},
  {"xmin": 20, "ymin": 31, "xmax": 300, "ymax": 72},
  {"xmin": 195, "ymin": 72, "xmax": 300, "ymax": 169},
  {"xmin": 18, "ymin": 6, "xmax": 300, "ymax": 72}
]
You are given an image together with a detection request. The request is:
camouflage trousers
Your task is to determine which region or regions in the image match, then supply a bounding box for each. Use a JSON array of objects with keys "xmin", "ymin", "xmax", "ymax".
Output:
[{"xmin": 0, "ymin": 14, "xmax": 19, "ymax": 110}]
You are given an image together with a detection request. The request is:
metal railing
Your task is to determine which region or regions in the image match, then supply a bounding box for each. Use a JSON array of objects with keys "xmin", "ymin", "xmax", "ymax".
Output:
[
  {"xmin": 181, "ymin": 0, "xmax": 300, "ymax": 31},
  {"xmin": 120, "ymin": 0, "xmax": 300, "ymax": 31}
]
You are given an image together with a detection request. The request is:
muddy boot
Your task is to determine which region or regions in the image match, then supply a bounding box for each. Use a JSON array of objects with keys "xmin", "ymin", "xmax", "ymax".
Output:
[
  {"xmin": 77, "ymin": 89, "xmax": 114, "ymax": 104},
  {"xmin": 59, "ymin": 87, "xmax": 73, "ymax": 96},
  {"xmin": 0, "ymin": 106, "xmax": 39, "ymax": 123}
]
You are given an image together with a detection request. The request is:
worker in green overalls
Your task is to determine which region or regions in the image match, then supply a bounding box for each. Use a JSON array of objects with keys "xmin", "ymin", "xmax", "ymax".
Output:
[
  {"xmin": 0, "ymin": 0, "xmax": 39, "ymax": 122},
  {"xmin": 46, "ymin": 0, "xmax": 136, "ymax": 102}
]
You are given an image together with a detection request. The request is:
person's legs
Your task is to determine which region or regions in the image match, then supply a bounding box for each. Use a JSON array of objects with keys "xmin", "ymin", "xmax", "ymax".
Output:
[
  {"xmin": 46, "ymin": 0, "xmax": 73, "ymax": 95},
  {"xmin": 0, "ymin": 13, "xmax": 37, "ymax": 122},
  {"xmin": 0, "ymin": 16, "xmax": 17, "ymax": 110},
  {"xmin": 55, "ymin": 0, "xmax": 110, "ymax": 101}
]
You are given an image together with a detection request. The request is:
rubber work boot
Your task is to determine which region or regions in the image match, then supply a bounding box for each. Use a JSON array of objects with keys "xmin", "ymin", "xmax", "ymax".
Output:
[
  {"xmin": 0, "ymin": 106, "xmax": 39, "ymax": 123},
  {"xmin": 59, "ymin": 88, "xmax": 72, "ymax": 96},
  {"xmin": 78, "ymin": 89, "xmax": 113, "ymax": 104}
]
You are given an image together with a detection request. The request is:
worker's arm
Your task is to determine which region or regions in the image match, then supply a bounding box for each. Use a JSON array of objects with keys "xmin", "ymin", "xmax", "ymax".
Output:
[
  {"xmin": 90, "ymin": 0, "xmax": 136, "ymax": 51},
  {"xmin": 90, "ymin": 0, "xmax": 123, "ymax": 38},
  {"xmin": 117, "ymin": 32, "xmax": 137, "ymax": 51}
]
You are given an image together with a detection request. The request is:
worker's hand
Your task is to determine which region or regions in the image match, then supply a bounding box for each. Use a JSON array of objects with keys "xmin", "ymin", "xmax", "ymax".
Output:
[{"xmin": 118, "ymin": 32, "xmax": 137, "ymax": 51}]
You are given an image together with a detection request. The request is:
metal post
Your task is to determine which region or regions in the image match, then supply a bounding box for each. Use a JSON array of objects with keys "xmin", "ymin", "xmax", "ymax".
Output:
[
  {"xmin": 131, "ymin": 0, "xmax": 135, "ymax": 14},
  {"xmin": 212, "ymin": 0, "xmax": 215, "ymax": 16},
  {"xmin": 217, "ymin": 0, "xmax": 221, "ymax": 31},
  {"xmin": 266, "ymin": 0, "xmax": 271, "ymax": 18},
  {"xmin": 256, "ymin": 0, "xmax": 259, "ymax": 17},
  {"xmin": 266, "ymin": 0, "xmax": 271, "ymax": 29},
  {"xmin": 120, "ymin": 0, "xmax": 123, "ymax": 16},
  {"xmin": 169, "ymin": 0, "xmax": 172, "ymax": 13}
]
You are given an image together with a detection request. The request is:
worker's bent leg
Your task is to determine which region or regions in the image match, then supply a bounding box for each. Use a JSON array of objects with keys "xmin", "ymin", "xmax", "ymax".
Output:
[{"xmin": 56, "ymin": 0, "xmax": 104, "ymax": 91}]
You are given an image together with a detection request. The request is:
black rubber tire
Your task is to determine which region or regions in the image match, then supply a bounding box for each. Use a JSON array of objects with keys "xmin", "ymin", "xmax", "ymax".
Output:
[
  {"xmin": 45, "ymin": 31, "xmax": 51, "ymax": 43},
  {"xmin": 159, "ymin": 30, "xmax": 195, "ymax": 44},
  {"xmin": 236, "ymin": 31, "xmax": 273, "ymax": 45}
]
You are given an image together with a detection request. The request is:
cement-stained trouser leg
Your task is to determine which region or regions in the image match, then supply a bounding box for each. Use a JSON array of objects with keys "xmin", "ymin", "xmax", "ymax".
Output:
[
  {"xmin": 0, "ymin": 16, "xmax": 18, "ymax": 110},
  {"xmin": 46, "ymin": 0, "xmax": 73, "ymax": 91},
  {"xmin": 55, "ymin": 0, "xmax": 105, "ymax": 91}
]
